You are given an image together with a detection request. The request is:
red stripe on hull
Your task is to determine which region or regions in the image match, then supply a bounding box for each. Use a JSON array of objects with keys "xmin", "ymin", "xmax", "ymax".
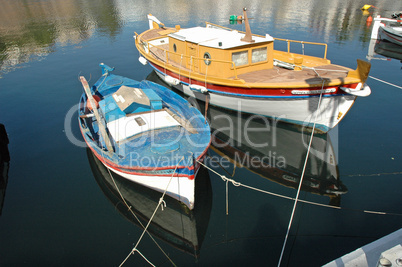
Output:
[{"xmin": 151, "ymin": 64, "xmax": 358, "ymax": 97}]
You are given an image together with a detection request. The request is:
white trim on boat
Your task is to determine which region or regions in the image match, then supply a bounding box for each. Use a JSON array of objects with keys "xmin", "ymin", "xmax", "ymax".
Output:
[{"xmin": 108, "ymin": 166, "xmax": 196, "ymax": 209}]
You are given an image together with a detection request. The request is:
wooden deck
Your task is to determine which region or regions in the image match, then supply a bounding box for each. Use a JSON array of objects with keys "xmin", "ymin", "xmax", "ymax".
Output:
[{"xmin": 236, "ymin": 64, "xmax": 349, "ymax": 84}]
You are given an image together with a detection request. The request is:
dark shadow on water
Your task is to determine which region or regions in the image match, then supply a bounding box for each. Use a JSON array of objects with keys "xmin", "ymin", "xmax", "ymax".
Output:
[
  {"xmin": 0, "ymin": 123, "xmax": 10, "ymax": 217},
  {"xmin": 86, "ymin": 148, "xmax": 213, "ymax": 259}
]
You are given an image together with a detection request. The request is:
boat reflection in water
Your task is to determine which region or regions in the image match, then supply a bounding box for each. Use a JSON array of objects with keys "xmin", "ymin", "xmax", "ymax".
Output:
[
  {"xmin": 86, "ymin": 148, "xmax": 212, "ymax": 259},
  {"xmin": 0, "ymin": 124, "xmax": 10, "ymax": 217},
  {"xmin": 147, "ymin": 71, "xmax": 347, "ymax": 206},
  {"xmin": 367, "ymin": 38, "xmax": 402, "ymax": 62}
]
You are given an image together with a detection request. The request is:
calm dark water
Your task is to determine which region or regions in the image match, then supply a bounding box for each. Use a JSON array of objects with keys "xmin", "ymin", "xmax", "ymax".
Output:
[{"xmin": 0, "ymin": 0, "xmax": 401, "ymax": 266}]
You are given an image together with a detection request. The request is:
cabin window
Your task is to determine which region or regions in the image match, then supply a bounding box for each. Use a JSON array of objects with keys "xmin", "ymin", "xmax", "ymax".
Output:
[
  {"xmin": 173, "ymin": 43, "xmax": 177, "ymax": 53},
  {"xmin": 252, "ymin": 47, "xmax": 267, "ymax": 63},
  {"xmin": 232, "ymin": 51, "xmax": 248, "ymax": 66},
  {"xmin": 203, "ymin": 52, "xmax": 211, "ymax": 65}
]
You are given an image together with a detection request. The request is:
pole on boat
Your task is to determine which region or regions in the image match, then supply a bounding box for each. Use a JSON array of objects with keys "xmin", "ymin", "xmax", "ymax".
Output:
[
  {"xmin": 241, "ymin": 8, "xmax": 255, "ymax": 43},
  {"xmin": 79, "ymin": 76, "xmax": 114, "ymax": 153}
]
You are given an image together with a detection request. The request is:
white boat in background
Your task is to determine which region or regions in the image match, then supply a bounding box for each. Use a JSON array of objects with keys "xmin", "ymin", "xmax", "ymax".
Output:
[{"xmin": 371, "ymin": 13, "xmax": 402, "ymax": 46}]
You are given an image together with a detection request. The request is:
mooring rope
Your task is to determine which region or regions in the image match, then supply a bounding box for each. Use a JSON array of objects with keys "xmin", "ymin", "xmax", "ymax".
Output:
[
  {"xmin": 276, "ymin": 73, "xmax": 325, "ymax": 267},
  {"xmin": 134, "ymin": 249, "xmax": 156, "ymax": 267},
  {"xmin": 105, "ymin": 168, "xmax": 175, "ymax": 266},
  {"xmin": 196, "ymin": 158, "xmax": 402, "ymax": 216},
  {"xmin": 369, "ymin": 75, "xmax": 402, "ymax": 90},
  {"xmin": 99, "ymin": 144, "xmax": 175, "ymax": 266},
  {"xmin": 117, "ymin": 157, "xmax": 184, "ymax": 267},
  {"xmin": 344, "ymin": 171, "xmax": 402, "ymax": 177}
]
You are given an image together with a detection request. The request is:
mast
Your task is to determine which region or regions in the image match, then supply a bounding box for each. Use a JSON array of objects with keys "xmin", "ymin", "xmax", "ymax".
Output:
[{"xmin": 241, "ymin": 8, "xmax": 255, "ymax": 43}]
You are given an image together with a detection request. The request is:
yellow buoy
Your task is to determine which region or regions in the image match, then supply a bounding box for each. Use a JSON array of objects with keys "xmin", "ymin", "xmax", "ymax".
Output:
[{"xmin": 361, "ymin": 4, "xmax": 372, "ymax": 10}]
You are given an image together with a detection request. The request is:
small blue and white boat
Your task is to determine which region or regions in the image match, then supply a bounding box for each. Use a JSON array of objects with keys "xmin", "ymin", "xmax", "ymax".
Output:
[{"xmin": 78, "ymin": 64, "xmax": 211, "ymax": 210}]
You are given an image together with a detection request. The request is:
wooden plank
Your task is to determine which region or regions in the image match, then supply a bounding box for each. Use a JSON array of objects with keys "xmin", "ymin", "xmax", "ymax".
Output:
[{"xmin": 80, "ymin": 76, "xmax": 114, "ymax": 153}]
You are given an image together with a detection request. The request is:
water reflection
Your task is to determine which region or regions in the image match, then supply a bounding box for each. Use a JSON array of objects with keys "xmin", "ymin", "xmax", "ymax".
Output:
[
  {"xmin": 146, "ymin": 71, "xmax": 347, "ymax": 206},
  {"xmin": 209, "ymin": 110, "xmax": 346, "ymax": 205},
  {"xmin": 1, "ymin": 0, "xmax": 400, "ymax": 78},
  {"xmin": 0, "ymin": 0, "xmax": 122, "ymax": 77},
  {"xmin": 0, "ymin": 124, "xmax": 10, "ymax": 217},
  {"xmin": 86, "ymin": 148, "xmax": 212, "ymax": 258},
  {"xmin": 367, "ymin": 38, "xmax": 402, "ymax": 62}
]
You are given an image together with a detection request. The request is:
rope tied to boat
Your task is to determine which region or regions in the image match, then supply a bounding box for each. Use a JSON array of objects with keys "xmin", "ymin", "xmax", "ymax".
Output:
[
  {"xmin": 132, "ymin": 249, "xmax": 156, "ymax": 267},
  {"xmin": 159, "ymin": 198, "xmax": 167, "ymax": 211},
  {"xmin": 223, "ymin": 175, "xmax": 240, "ymax": 215},
  {"xmin": 222, "ymin": 175, "xmax": 241, "ymax": 187},
  {"xmin": 369, "ymin": 75, "xmax": 402, "ymax": 90},
  {"xmin": 116, "ymin": 156, "xmax": 185, "ymax": 267},
  {"xmin": 196, "ymin": 158, "xmax": 402, "ymax": 215},
  {"xmin": 276, "ymin": 70, "xmax": 325, "ymax": 266},
  {"xmin": 104, "ymin": 165, "xmax": 176, "ymax": 267}
]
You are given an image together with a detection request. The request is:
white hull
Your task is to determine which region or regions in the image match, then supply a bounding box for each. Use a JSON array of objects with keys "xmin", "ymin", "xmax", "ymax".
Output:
[
  {"xmin": 371, "ymin": 16, "xmax": 402, "ymax": 46},
  {"xmin": 155, "ymin": 71, "xmax": 357, "ymax": 132},
  {"xmin": 378, "ymin": 25, "xmax": 402, "ymax": 46},
  {"xmin": 106, "ymin": 166, "xmax": 196, "ymax": 210}
]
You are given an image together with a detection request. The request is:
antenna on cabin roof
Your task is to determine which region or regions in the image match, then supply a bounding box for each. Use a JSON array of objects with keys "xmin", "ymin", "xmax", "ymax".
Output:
[{"xmin": 241, "ymin": 8, "xmax": 255, "ymax": 43}]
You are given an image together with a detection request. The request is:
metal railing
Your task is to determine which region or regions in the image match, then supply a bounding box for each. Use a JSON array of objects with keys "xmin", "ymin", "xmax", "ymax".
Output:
[
  {"xmin": 273, "ymin": 38, "xmax": 328, "ymax": 59},
  {"xmin": 205, "ymin": 22, "xmax": 328, "ymax": 59}
]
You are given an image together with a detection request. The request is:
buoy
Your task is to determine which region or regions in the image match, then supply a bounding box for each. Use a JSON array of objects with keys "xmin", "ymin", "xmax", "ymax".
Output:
[
  {"xmin": 366, "ymin": 15, "xmax": 373, "ymax": 26},
  {"xmin": 87, "ymin": 94, "xmax": 100, "ymax": 110},
  {"xmin": 361, "ymin": 4, "xmax": 377, "ymax": 10}
]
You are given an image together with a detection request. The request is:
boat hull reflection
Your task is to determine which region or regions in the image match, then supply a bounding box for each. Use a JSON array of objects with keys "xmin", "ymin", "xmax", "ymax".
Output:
[
  {"xmin": 86, "ymin": 148, "xmax": 212, "ymax": 258},
  {"xmin": 147, "ymin": 71, "xmax": 347, "ymax": 206},
  {"xmin": 367, "ymin": 38, "xmax": 402, "ymax": 62}
]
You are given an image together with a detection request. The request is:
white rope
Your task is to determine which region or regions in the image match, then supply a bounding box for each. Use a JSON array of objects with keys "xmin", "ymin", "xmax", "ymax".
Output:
[
  {"xmin": 369, "ymin": 75, "xmax": 402, "ymax": 90},
  {"xmin": 133, "ymin": 249, "xmax": 156, "ymax": 267},
  {"xmin": 196, "ymin": 159, "xmax": 402, "ymax": 216},
  {"xmin": 105, "ymin": 167, "xmax": 176, "ymax": 266},
  {"xmin": 119, "ymin": 157, "xmax": 184, "ymax": 267},
  {"xmin": 179, "ymin": 55, "xmax": 183, "ymax": 82},
  {"xmin": 277, "ymin": 71, "xmax": 325, "ymax": 267}
]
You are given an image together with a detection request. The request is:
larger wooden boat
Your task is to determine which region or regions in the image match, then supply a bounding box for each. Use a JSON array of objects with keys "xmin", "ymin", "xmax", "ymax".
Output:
[{"xmin": 134, "ymin": 8, "xmax": 372, "ymax": 132}]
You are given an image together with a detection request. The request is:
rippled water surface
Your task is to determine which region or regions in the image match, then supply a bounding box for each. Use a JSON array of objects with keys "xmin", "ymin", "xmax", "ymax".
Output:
[{"xmin": 0, "ymin": 0, "xmax": 401, "ymax": 266}]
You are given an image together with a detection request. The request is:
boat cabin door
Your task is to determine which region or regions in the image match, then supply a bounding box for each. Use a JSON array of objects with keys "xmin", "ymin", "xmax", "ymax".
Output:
[{"xmin": 186, "ymin": 42, "xmax": 199, "ymax": 72}]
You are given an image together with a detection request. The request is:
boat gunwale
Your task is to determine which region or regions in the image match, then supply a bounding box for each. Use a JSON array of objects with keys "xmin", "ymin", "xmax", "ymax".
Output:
[
  {"xmin": 150, "ymin": 63, "xmax": 360, "ymax": 98},
  {"xmin": 78, "ymin": 77, "xmax": 211, "ymax": 173},
  {"xmin": 135, "ymin": 29, "xmax": 362, "ymax": 89}
]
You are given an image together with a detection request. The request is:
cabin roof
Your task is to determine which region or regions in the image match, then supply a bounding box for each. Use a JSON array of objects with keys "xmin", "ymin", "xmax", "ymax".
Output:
[{"xmin": 168, "ymin": 26, "xmax": 273, "ymax": 49}]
